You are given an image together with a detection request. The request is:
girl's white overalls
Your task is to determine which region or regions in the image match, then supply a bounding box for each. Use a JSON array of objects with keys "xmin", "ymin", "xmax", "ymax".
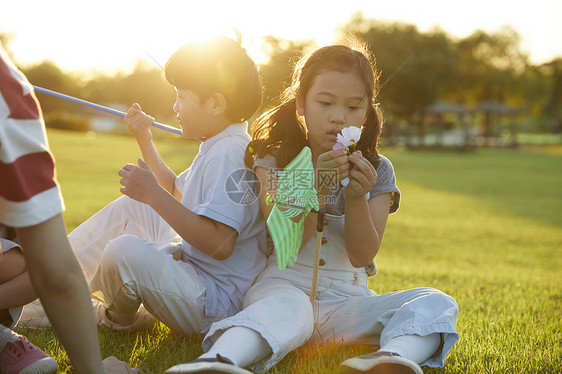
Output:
[{"xmin": 203, "ymin": 213, "xmax": 459, "ymax": 373}]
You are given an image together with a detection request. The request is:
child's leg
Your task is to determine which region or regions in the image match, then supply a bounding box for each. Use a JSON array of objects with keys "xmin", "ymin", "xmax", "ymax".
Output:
[
  {"xmin": 375, "ymin": 333, "xmax": 441, "ymax": 363},
  {"xmin": 316, "ymin": 287, "xmax": 458, "ymax": 368},
  {"xmin": 199, "ymin": 274, "xmax": 314, "ymax": 371},
  {"xmin": 69, "ymin": 195, "xmax": 179, "ymax": 281},
  {"xmin": 199, "ymin": 326, "xmax": 272, "ymax": 367},
  {"xmin": 20, "ymin": 196, "xmax": 178, "ymax": 329},
  {"xmin": 90, "ymin": 234, "xmax": 212, "ymax": 335},
  {"xmin": 166, "ymin": 276, "xmax": 313, "ymax": 373},
  {"xmin": 0, "ymin": 247, "xmax": 30, "ymax": 330},
  {"xmin": 0, "ymin": 248, "xmax": 36, "ymax": 309},
  {"xmin": 16, "ymin": 214, "xmax": 104, "ymax": 373},
  {"xmin": 0, "ymin": 247, "xmax": 26, "ymax": 284}
]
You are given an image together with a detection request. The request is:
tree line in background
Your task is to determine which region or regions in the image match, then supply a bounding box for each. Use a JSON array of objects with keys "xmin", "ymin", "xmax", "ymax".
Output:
[{"xmin": 2, "ymin": 13, "xmax": 561, "ymax": 145}]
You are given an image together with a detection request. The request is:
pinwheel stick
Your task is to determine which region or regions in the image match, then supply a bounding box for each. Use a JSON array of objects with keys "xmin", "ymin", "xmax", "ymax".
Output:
[
  {"xmin": 32, "ymin": 85, "xmax": 182, "ymax": 135},
  {"xmin": 310, "ymin": 209, "xmax": 325, "ymax": 312}
]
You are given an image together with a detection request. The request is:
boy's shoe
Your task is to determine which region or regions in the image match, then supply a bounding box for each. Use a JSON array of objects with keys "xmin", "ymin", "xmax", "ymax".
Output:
[
  {"xmin": 18, "ymin": 300, "xmax": 51, "ymax": 330},
  {"xmin": 102, "ymin": 356, "xmax": 145, "ymax": 373},
  {"xmin": 94, "ymin": 302, "xmax": 156, "ymax": 332},
  {"xmin": 0, "ymin": 335, "xmax": 58, "ymax": 374},
  {"xmin": 164, "ymin": 354, "xmax": 253, "ymax": 374},
  {"xmin": 339, "ymin": 351, "xmax": 423, "ymax": 374}
]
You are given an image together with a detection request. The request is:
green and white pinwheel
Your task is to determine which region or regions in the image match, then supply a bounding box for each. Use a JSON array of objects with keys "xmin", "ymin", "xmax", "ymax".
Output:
[{"xmin": 266, "ymin": 146, "xmax": 319, "ymax": 269}]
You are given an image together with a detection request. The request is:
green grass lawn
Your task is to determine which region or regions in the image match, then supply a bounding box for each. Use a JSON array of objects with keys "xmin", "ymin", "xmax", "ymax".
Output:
[{"xmin": 22, "ymin": 130, "xmax": 562, "ymax": 373}]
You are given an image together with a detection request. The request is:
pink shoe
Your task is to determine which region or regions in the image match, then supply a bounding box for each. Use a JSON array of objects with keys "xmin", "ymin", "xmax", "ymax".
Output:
[{"xmin": 0, "ymin": 336, "xmax": 58, "ymax": 374}]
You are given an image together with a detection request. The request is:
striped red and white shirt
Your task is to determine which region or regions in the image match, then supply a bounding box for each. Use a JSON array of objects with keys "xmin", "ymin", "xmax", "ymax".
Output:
[{"xmin": 0, "ymin": 44, "xmax": 64, "ymax": 228}]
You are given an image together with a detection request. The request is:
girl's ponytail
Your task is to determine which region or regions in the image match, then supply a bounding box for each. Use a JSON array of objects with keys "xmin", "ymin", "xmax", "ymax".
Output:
[
  {"xmin": 245, "ymin": 98, "xmax": 307, "ymax": 169},
  {"xmin": 357, "ymin": 104, "xmax": 383, "ymax": 168}
]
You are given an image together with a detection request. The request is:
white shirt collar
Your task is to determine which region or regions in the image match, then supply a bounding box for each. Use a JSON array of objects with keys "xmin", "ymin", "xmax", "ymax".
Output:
[{"xmin": 198, "ymin": 122, "xmax": 248, "ymax": 155}]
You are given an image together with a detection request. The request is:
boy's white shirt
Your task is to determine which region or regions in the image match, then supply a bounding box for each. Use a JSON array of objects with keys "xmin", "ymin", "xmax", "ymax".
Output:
[{"xmin": 174, "ymin": 122, "xmax": 267, "ymax": 319}]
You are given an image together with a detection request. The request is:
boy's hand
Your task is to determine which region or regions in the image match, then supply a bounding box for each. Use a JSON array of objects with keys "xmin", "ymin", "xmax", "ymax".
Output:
[
  {"xmin": 345, "ymin": 150, "xmax": 378, "ymax": 200},
  {"xmin": 125, "ymin": 103, "xmax": 153, "ymax": 144},
  {"xmin": 118, "ymin": 158, "xmax": 161, "ymax": 205},
  {"xmin": 316, "ymin": 149, "xmax": 350, "ymax": 194}
]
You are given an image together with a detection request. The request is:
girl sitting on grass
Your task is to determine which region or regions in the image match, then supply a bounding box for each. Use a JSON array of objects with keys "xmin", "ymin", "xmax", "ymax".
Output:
[{"xmin": 165, "ymin": 38, "xmax": 459, "ymax": 374}]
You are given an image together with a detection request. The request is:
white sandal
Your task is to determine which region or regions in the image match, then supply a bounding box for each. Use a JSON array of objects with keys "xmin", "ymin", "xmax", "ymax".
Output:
[
  {"xmin": 165, "ymin": 354, "xmax": 253, "ymax": 374},
  {"xmin": 339, "ymin": 351, "xmax": 423, "ymax": 374}
]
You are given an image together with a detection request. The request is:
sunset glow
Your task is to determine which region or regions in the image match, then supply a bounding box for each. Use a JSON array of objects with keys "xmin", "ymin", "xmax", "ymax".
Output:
[{"xmin": 1, "ymin": 0, "xmax": 560, "ymax": 74}]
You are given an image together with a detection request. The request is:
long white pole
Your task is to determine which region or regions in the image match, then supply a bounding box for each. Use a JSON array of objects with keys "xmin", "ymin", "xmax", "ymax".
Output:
[{"xmin": 32, "ymin": 85, "xmax": 182, "ymax": 135}]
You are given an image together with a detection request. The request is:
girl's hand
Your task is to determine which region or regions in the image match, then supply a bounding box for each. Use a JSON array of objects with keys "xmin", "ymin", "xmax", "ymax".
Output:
[
  {"xmin": 124, "ymin": 103, "xmax": 153, "ymax": 144},
  {"xmin": 345, "ymin": 150, "xmax": 378, "ymax": 199},
  {"xmin": 118, "ymin": 158, "xmax": 161, "ymax": 205},
  {"xmin": 316, "ymin": 149, "xmax": 350, "ymax": 194}
]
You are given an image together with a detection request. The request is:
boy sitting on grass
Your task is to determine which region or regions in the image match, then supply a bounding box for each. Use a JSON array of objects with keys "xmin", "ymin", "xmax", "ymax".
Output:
[{"xmin": 82, "ymin": 36, "xmax": 266, "ymax": 337}]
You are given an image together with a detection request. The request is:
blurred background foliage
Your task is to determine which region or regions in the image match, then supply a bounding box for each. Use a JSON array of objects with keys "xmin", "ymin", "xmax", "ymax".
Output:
[{"xmin": 2, "ymin": 14, "xmax": 561, "ymax": 146}]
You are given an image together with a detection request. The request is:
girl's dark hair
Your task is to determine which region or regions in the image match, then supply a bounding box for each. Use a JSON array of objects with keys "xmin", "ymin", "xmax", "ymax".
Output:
[
  {"xmin": 165, "ymin": 36, "xmax": 262, "ymax": 123},
  {"xmin": 245, "ymin": 37, "xmax": 383, "ymax": 169}
]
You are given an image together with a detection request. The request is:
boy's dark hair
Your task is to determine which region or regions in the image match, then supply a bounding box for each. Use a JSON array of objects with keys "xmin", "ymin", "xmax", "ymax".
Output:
[{"xmin": 165, "ymin": 36, "xmax": 262, "ymax": 123}]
